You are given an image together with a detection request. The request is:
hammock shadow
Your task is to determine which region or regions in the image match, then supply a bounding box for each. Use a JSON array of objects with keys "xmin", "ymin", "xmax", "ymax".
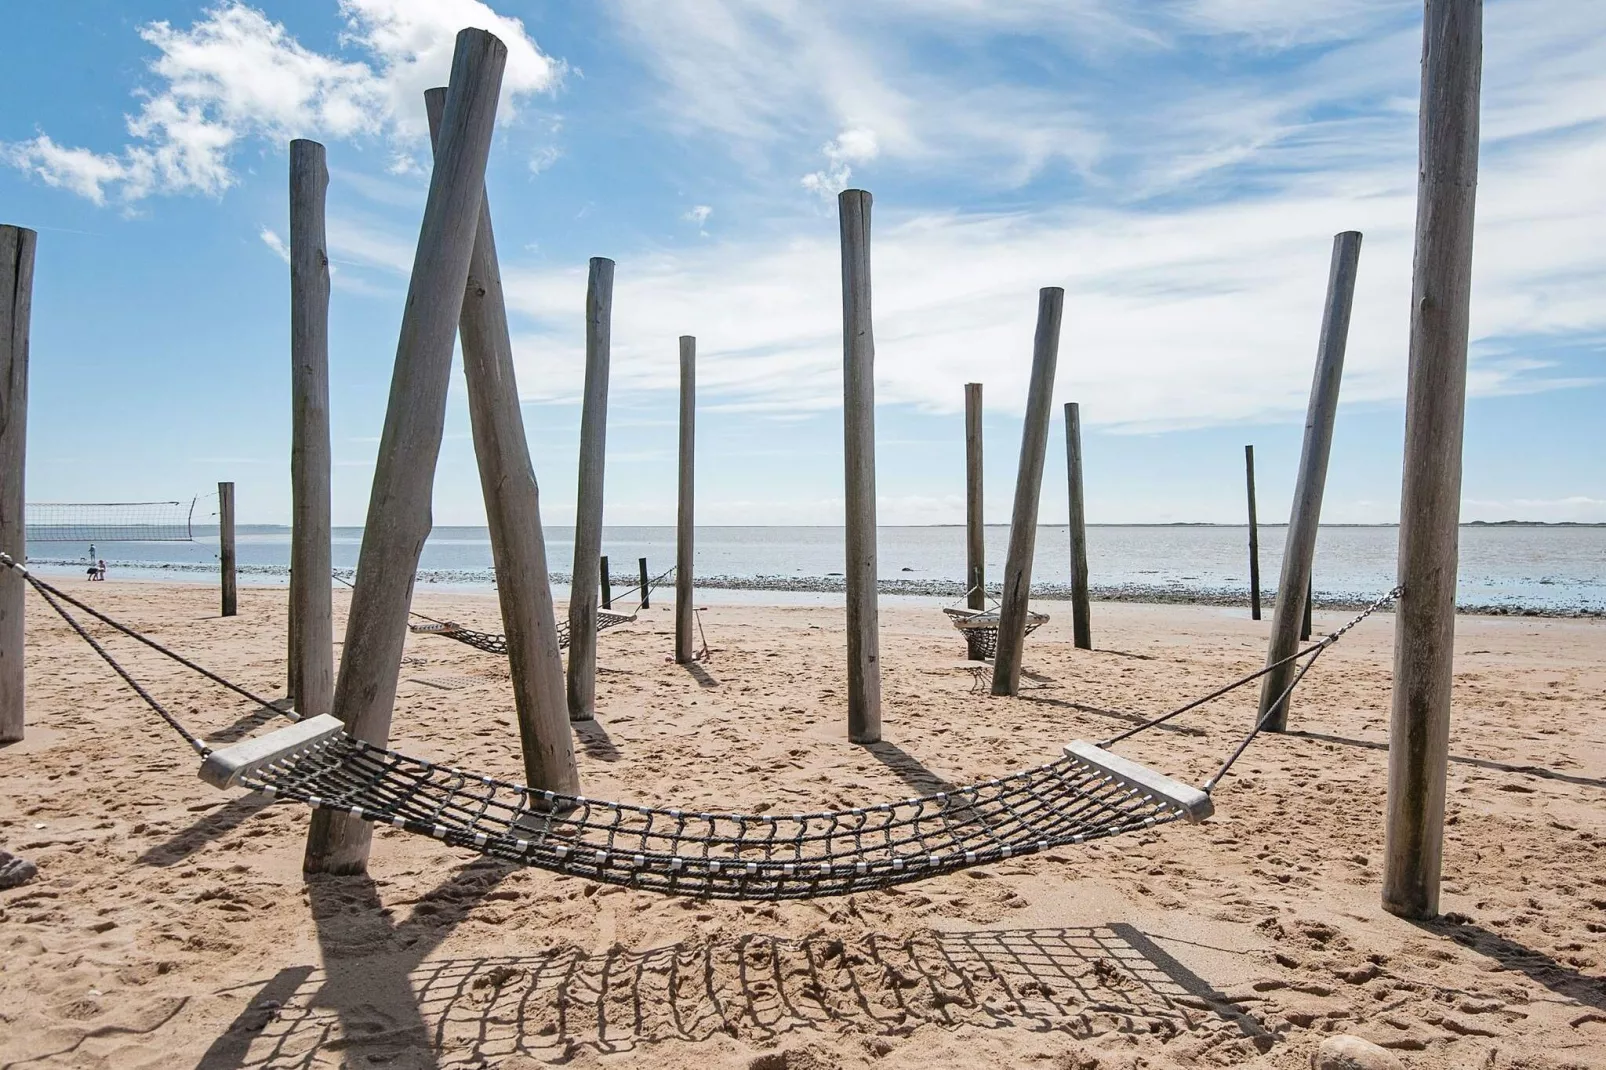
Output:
[
  {"xmin": 137, "ymin": 793, "xmax": 275, "ymax": 867},
  {"xmin": 197, "ymin": 923, "xmax": 1273, "ymax": 1066},
  {"xmin": 1417, "ymin": 918, "xmax": 1606, "ymax": 1011},
  {"xmin": 1285, "ymin": 729, "xmax": 1606, "ymax": 790}
]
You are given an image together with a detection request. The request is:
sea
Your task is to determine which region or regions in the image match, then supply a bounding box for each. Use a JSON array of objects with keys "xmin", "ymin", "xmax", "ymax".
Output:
[{"xmin": 24, "ymin": 524, "xmax": 1606, "ymax": 616}]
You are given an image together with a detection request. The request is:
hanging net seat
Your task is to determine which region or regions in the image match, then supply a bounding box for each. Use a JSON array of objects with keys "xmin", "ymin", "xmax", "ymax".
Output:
[
  {"xmin": 409, "ymin": 609, "xmax": 637, "ymax": 656},
  {"xmin": 944, "ymin": 606, "xmax": 1049, "ymax": 660}
]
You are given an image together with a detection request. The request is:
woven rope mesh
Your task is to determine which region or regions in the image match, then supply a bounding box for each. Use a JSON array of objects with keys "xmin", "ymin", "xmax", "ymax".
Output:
[
  {"xmin": 25, "ymin": 500, "xmax": 196, "ymax": 542},
  {"xmin": 243, "ymin": 737, "xmax": 1188, "ymax": 900},
  {"xmin": 948, "ymin": 611, "xmax": 1048, "ymax": 661},
  {"xmin": 411, "ymin": 611, "xmax": 636, "ymax": 656}
]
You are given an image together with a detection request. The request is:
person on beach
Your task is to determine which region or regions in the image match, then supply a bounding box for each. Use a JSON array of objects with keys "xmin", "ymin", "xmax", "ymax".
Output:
[
  {"xmin": 88, "ymin": 542, "xmax": 95, "ymax": 561},
  {"xmin": 97, "ymin": 559, "xmax": 107, "ymax": 581},
  {"xmin": 87, "ymin": 563, "xmax": 98, "ymax": 580}
]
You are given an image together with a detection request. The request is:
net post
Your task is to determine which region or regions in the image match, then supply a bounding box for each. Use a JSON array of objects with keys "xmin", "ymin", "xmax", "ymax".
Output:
[
  {"xmin": 0, "ymin": 224, "xmax": 35, "ymax": 744},
  {"xmin": 1256, "ymin": 230, "xmax": 1362, "ymax": 731},
  {"xmin": 1064, "ymin": 401, "xmax": 1092, "ymax": 650},
  {"xmin": 991, "ymin": 287, "xmax": 1063, "ymax": 696},
  {"xmin": 639, "ymin": 557, "xmax": 650, "ymax": 610},
  {"xmin": 839, "ymin": 189, "xmax": 881, "ymax": 743},
  {"xmin": 567, "ymin": 257, "xmax": 613, "ymax": 722},
  {"xmin": 423, "ymin": 87, "xmax": 579, "ymax": 797},
  {"xmin": 676, "ymin": 335, "xmax": 696, "ymax": 663},
  {"xmin": 964, "ymin": 383, "xmax": 985, "ymax": 621},
  {"xmin": 1384, "ymin": 0, "xmax": 1481, "ymax": 921},
  {"xmin": 218, "ymin": 482, "xmax": 237, "ymax": 617},
  {"xmin": 303, "ymin": 29, "xmax": 507, "ymax": 876},
  {"xmin": 288, "ymin": 138, "xmax": 333, "ymax": 718},
  {"xmin": 1245, "ymin": 444, "xmax": 1261, "ymax": 621}
]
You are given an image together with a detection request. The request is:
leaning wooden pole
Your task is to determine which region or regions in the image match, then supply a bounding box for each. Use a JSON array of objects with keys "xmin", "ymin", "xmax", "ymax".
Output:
[
  {"xmin": 288, "ymin": 139, "xmax": 333, "ymax": 719},
  {"xmin": 964, "ymin": 383, "xmax": 985, "ymax": 619},
  {"xmin": 1245, "ymin": 444, "xmax": 1262, "ymax": 621},
  {"xmin": 0, "ymin": 225, "xmax": 35, "ymax": 744},
  {"xmin": 839, "ymin": 189, "xmax": 881, "ymax": 743},
  {"xmin": 424, "ymin": 88, "xmax": 578, "ymax": 797},
  {"xmin": 1255, "ymin": 231, "xmax": 1362, "ymax": 731},
  {"xmin": 675, "ymin": 335, "xmax": 696, "ymax": 664},
  {"xmin": 566, "ymin": 257, "xmax": 613, "ymax": 721},
  {"xmin": 304, "ymin": 29, "xmax": 507, "ymax": 875},
  {"xmin": 1064, "ymin": 402, "xmax": 1092, "ymax": 650},
  {"xmin": 218, "ymin": 482, "xmax": 237, "ymax": 617},
  {"xmin": 1384, "ymin": 0, "xmax": 1482, "ymax": 921},
  {"xmin": 991, "ymin": 288, "xmax": 1064, "ymax": 696}
]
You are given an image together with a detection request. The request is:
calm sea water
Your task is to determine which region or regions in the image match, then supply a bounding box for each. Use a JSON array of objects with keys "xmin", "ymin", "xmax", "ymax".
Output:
[{"xmin": 25, "ymin": 524, "xmax": 1606, "ymax": 614}]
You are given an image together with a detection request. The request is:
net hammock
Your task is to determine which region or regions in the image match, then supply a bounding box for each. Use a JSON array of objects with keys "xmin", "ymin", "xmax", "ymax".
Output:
[
  {"xmin": 944, "ymin": 606, "xmax": 1050, "ymax": 660},
  {"xmin": 0, "ymin": 554, "xmax": 1397, "ymax": 901},
  {"xmin": 25, "ymin": 499, "xmax": 198, "ymax": 543},
  {"xmin": 409, "ymin": 610, "xmax": 638, "ymax": 656}
]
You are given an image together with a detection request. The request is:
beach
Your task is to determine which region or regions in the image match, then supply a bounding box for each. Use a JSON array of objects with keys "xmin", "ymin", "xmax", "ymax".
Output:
[{"xmin": 1, "ymin": 579, "xmax": 1603, "ymax": 1068}]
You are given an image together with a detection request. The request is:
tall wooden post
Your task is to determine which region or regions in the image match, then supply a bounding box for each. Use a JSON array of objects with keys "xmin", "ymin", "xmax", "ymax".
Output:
[
  {"xmin": 567, "ymin": 257, "xmax": 613, "ymax": 722},
  {"xmin": 1245, "ymin": 444, "xmax": 1261, "ymax": 621},
  {"xmin": 304, "ymin": 29, "xmax": 507, "ymax": 875},
  {"xmin": 1256, "ymin": 231, "xmax": 1362, "ymax": 731},
  {"xmin": 218, "ymin": 482, "xmax": 237, "ymax": 617},
  {"xmin": 1385, "ymin": 0, "xmax": 1481, "ymax": 921},
  {"xmin": 675, "ymin": 335, "xmax": 696, "ymax": 664},
  {"xmin": 424, "ymin": 88, "xmax": 578, "ymax": 798},
  {"xmin": 991, "ymin": 288, "xmax": 1064, "ymax": 696},
  {"xmin": 839, "ymin": 189, "xmax": 881, "ymax": 743},
  {"xmin": 1302, "ymin": 578, "xmax": 1314, "ymax": 641},
  {"xmin": 600, "ymin": 556, "xmax": 612, "ymax": 610},
  {"xmin": 0, "ymin": 225, "xmax": 35, "ymax": 745},
  {"xmin": 1064, "ymin": 402, "xmax": 1091, "ymax": 650},
  {"xmin": 639, "ymin": 557, "xmax": 650, "ymax": 610},
  {"xmin": 964, "ymin": 383, "xmax": 985, "ymax": 619},
  {"xmin": 288, "ymin": 139, "xmax": 333, "ymax": 718}
]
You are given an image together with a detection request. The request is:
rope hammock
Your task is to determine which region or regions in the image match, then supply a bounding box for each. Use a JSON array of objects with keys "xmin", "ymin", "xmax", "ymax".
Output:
[
  {"xmin": 944, "ymin": 605, "xmax": 1050, "ymax": 660},
  {"xmin": 0, "ymin": 554, "xmax": 1397, "ymax": 900}
]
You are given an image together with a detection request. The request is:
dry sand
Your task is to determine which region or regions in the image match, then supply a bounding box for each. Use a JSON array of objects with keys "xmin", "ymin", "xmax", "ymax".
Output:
[{"xmin": 1, "ymin": 580, "xmax": 1603, "ymax": 1069}]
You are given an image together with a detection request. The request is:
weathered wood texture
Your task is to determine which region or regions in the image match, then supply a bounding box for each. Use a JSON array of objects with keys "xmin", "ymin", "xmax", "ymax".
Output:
[
  {"xmin": 303, "ymin": 29, "xmax": 507, "ymax": 875},
  {"xmin": 218, "ymin": 482, "xmax": 237, "ymax": 617},
  {"xmin": 1064, "ymin": 402, "xmax": 1091, "ymax": 650},
  {"xmin": 991, "ymin": 288, "xmax": 1064, "ymax": 696},
  {"xmin": 1384, "ymin": 0, "xmax": 1482, "ymax": 922},
  {"xmin": 424, "ymin": 87, "xmax": 578, "ymax": 797},
  {"xmin": 1245, "ymin": 444, "xmax": 1261, "ymax": 621},
  {"xmin": 600, "ymin": 556, "xmax": 612, "ymax": 610},
  {"xmin": 1256, "ymin": 231, "xmax": 1362, "ymax": 731},
  {"xmin": 288, "ymin": 139, "xmax": 333, "ymax": 718},
  {"xmin": 675, "ymin": 335, "xmax": 697, "ymax": 664},
  {"xmin": 639, "ymin": 557, "xmax": 651, "ymax": 610},
  {"xmin": 838, "ymin": 190, "xmax": 881, "ymax": 742},
  {"xmin": 0, "ymin": 225, "xmax": 35, "ymax": 744},
  {"xmin": 964, "ymin": 383, "xmax": 985, "ymax": 620},
  {"xmin": 566, "ymin": 257, "xmax": 614, "ymax": 721}
]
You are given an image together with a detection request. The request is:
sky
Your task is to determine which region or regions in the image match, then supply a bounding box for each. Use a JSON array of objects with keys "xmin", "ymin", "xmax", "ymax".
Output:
[{"xmin": 2, "ymin": 0, "xmax": 1603, "ymax": 527}]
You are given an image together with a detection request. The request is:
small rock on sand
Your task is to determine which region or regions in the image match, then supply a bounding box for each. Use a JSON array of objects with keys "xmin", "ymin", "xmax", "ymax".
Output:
[
  {"xmin": 0, "ymin": 849, "xmax": 38, "ymax": 890},
  {"xmin": 1312, "ymin": 1035, "xmax": 1404, "ymax": 1070}
]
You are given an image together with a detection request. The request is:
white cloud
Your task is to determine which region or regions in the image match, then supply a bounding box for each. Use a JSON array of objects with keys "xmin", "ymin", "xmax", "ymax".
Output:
[
  {"xmin": 802, "ymin": 128, "xmax": 878, "ymax": 197},
  {"xmin": 4, "ymin": 0, "xmax": 562, "ymax": 205},
  {"xmin": 258, "ymin": 226, "xmax": 291, "ymax": 263}
]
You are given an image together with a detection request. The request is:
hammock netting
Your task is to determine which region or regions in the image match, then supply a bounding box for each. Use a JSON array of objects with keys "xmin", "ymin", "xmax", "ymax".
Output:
[
  {"xmin": 25, "ymin": 499, "xmax": 197, "ymax": 543},
  {"xmin": 243, "ymin": 732, "xmax": 1193, "ymax": 900},
  {"xmin": 410, "ymin": 609, "xmax": 638, "ymax": 656},
  {"xmin": 945, "ymin": 607, "xmax": 1049, "ymax": 660}
]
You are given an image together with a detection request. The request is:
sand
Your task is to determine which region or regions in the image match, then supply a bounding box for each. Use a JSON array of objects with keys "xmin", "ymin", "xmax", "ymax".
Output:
[{"xmin": 1, "ymin": 580, "xmax": 1603, "ymax": 1069}]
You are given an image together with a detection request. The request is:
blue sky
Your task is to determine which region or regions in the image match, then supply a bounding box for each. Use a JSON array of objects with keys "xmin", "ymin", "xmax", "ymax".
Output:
[{"xmin": 3, "ymin": 0, "xmax": 1603, "ymax": 526}]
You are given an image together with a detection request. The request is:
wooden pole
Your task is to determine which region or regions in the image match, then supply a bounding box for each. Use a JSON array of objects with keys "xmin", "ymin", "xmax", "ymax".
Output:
[
  {"xmin": 964, "ymin": 383, "xmax": 985, "ymax": 619},
  {"xmin": 303, "ymin": 29, "xmax": 507, "ymax": 875},
  {"xmin": 639, "ymin": 557, "xmax": 650, "ymax": 610},
  {"xmin": 424, "ymin": 87, "xmax": 578, "ymax": 798},
  {"xmin": 675, "ymin": 335, "xmax": 696, "ymax": 664},
  {"xmin": 991, "ymin": 288, "xmax": 1064, "ymax": 696},
  {"xmin": 218, "ymin": 482, "xmax": 237, "ymax": 617},
  {"xmin": 1255, "ymin": 231, "xmax": 1362, "ymax": 731},
  {"xmin": 1245, "ymin": 444, "xmax": 1261, "ymax": 621},
  {"xmin": 839, "ymin": 189, "xmax": 881, "ymax": 743},
  {"xmin": 288, "ymin": 139, "xmax": 333, "ymax": 718},
  {"xmin": 566, "ymin": 257, "xmax": 613, "ymax": 722},
  {"xmin": 1302, "ymin": 577, "xmax": 1314, "ymax": 641},
  {"xmin": 600, "ymin": 556, "xmax": 612, "ymax": 610},
  {"xmin": 0, "ymin": 225, "xmax": 35, "ymax": 745},
  {"xmin": 1064, "ymin": 402, "xmax": 1092, "ymax": 650},
  {"xmin": 1384, "ymin": 0, "xmax": 1482, "ymax": 921}
]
